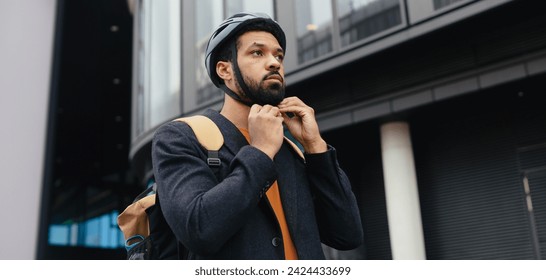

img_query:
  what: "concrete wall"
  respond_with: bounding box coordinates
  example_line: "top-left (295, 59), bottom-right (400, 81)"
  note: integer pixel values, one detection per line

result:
top-left (0, 0), bottom-right (57, 259)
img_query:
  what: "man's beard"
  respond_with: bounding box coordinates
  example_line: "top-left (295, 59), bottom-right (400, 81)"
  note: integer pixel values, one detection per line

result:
top-left (237, 71), bottom-right (286, 106)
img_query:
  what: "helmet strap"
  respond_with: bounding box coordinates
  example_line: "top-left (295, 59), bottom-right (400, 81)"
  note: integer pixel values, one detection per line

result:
top-left (228, 43), bottom-right (254, 107)
top-left (219, 84), bottom-right (253, 107)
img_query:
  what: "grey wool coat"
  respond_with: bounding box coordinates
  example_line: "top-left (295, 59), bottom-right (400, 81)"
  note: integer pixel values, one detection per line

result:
top-left (151, 109), bottom-right (363, 260)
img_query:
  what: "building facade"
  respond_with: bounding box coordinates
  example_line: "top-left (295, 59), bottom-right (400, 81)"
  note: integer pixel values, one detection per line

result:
top-left (2, 0), bottom-right (545, 260)
top-left (129, 0), bottom-right (546, 260)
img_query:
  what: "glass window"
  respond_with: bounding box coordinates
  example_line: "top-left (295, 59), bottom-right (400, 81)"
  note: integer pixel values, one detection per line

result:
top-left (226, 0), bottom-right (274, 17)
top-left (336, 0), bottom-right (403, 47)
top-left (134, 0), bottom-right (181, 138)
top-left (149, 0), bottom-right (181, 128)
top-left (295, 0), bottom-right (334, 64)
top-left (194, 0), bottom-right (224, 108)
top-left (135, 0), bottom-right (146, 137)
top-left (49, 211), bottom-right (124, 249)
top-left (433, 0), bottom-right (464, 10)
top-left (407, 0), bottom-right (473, 24)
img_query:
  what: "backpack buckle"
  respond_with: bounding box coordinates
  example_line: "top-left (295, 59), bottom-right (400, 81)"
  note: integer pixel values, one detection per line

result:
top-left (207, 158), bottom-right (221, 166)
top-left (207, 151), bottom-right (220, 166)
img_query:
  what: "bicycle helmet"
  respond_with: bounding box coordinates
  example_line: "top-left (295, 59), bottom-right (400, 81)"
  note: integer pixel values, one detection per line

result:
top-left (204, 12), bottom-right (286, 106)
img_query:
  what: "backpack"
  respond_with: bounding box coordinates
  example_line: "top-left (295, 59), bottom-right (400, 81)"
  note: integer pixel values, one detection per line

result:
top-left (117, 114), bottom-right (304, 260)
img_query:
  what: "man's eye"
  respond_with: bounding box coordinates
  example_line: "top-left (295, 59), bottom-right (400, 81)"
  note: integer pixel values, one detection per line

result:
top-left (251, 50), bottom-right (263, 56)
top-left (276, 54), bottom-right (284, 61)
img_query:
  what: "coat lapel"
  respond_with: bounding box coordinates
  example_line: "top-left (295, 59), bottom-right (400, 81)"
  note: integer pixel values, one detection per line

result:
top-left (275, 142), bottom-right (301, 242)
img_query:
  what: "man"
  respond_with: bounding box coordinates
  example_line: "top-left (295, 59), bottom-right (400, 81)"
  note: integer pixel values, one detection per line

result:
top-left (152, 12), bottom-right (363, 260)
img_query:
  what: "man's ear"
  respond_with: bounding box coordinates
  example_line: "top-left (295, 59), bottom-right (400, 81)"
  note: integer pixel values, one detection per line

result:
top-left (216, 61), bottom-right (232, 82)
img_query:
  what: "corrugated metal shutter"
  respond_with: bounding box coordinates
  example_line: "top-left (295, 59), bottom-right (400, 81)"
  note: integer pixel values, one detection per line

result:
top-left (323, 122), bottom-right (392, 260)
top-left (411, 82), bottom-right (545, 259)
top-left (514, 77), bottom-right (546, 259)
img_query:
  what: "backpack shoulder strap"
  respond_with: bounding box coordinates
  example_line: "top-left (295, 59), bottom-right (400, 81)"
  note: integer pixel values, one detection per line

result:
top-left (172, 115), bottom-right (224, 166)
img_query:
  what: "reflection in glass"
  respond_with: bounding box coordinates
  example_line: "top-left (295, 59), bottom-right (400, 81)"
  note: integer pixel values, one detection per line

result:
top-left (227, 0), bottom-right (274, 17)
top-left (295, 0), bottom-right (334, 64)
top-left (433, 0), bottom-right (464, 10)
top-left (49, 211), bottom-right (124, 248)
top-left (195, 0), bottom-right (224, 107)
top-left (135, 0), bottom-right (181, 136)
top-left (337, 0), bottom-right (403, 47)
top-left (136, 0), bottom-right (145, 136)
top-left (149, 0), bottom-right (181, 129)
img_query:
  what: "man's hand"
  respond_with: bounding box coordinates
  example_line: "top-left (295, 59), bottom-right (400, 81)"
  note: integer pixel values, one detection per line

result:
top-left (248, 104), bottom-right (285, 159)
top-left (278, 97), bottom-right (327, 153)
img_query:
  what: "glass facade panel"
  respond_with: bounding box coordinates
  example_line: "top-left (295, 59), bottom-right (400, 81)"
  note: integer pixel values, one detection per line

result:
top-left (226, 0), bottom-right (274, 17)
top-left (149, 0), bottom-right (181, 129)
top-left (433, 0), bottom-right (464, 10)
top-left (134, 0), bottom-right (181, 138)
top-left (407, 0), bottom-right (474, 24)
top-left (194, 0), bottom-right (224, 108)
top-left (48, 211), bottom-right (124, 249)
top-left (336, 0), bottom-right (403, 47)
top-left (135, 0), bottom-right (146, 136)
top-left (295, 0), bottom-right (334, 64)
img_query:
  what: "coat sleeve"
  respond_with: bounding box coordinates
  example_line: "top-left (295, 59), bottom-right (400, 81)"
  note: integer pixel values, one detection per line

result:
top-left (151, 121), bottom-right (278, 255)
top-left (305, 145), bottom-right (364, 250)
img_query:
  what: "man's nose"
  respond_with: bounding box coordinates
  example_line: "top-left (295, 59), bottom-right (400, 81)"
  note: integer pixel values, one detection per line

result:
top-left (267, 55), bottom-right (281, 70)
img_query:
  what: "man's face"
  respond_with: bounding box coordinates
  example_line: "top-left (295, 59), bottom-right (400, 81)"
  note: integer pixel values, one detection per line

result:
top-left (235, 31), bottom-right (286, 106)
